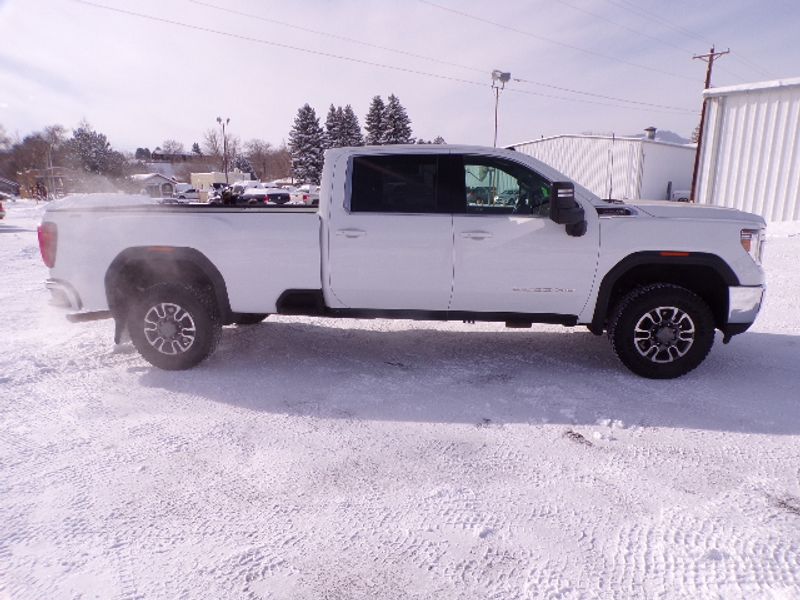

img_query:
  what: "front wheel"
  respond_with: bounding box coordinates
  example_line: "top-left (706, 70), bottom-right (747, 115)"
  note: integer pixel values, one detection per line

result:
top-left (128, 283), bottom-right (222, 370)
top-left (608, 284), bottom-right (715, 379)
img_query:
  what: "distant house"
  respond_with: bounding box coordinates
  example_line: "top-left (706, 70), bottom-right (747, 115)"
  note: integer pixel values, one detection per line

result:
top-left (511, 129), bottom-right (695, 201)
top-left (0, 175), bottom-right (21, 196)
top-left (130, 173), bottom-right (176, 197)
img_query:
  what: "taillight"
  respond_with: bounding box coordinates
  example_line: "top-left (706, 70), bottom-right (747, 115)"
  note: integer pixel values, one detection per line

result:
top-left (38, 222), bottom-right (58, 267)
top-left (303, 194), bottom-right (309, 203)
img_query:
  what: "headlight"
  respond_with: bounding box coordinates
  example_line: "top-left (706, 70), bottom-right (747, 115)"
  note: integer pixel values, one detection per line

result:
top-left (740, 228), bottom-right (765, 265)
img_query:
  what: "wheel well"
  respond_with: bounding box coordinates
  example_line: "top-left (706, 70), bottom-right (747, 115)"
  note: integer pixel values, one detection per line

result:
top-left (105, 248), bottom-right (232, 324)
top-left (600, 264), bottom-right (728, 331)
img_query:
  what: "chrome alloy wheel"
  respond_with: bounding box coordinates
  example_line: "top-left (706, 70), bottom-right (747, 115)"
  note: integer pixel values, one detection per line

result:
top-left (633, 306), bottom-right (695, 364)
top-left (143, 302), bottom-right (197, 355)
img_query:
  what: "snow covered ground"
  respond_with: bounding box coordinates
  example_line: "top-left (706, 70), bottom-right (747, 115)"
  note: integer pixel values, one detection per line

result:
top-left (1, 199), bottom-right (799, 599)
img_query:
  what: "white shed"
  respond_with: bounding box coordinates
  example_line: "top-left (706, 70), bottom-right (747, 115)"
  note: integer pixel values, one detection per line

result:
top-left (695, 77), bottom-right (800, 221)
top-left (511, 134), bottom-right (695, 201)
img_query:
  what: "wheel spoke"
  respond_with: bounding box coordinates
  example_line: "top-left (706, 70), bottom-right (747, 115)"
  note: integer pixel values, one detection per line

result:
top-left (633, 305), bottom-right (696, 364)
top-left (141, 301), bottom-right (197, 356)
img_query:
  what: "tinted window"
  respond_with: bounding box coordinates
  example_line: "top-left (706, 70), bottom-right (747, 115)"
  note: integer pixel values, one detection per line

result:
top-left (463, 156), bottom-right (551, 217)
top-left (350, 155), bottom-right (443, 213)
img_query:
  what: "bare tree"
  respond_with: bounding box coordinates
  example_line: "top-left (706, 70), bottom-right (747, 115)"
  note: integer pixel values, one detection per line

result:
top-left (270, 143), bottom-right (292, 180)
top-left (202, 129), bottom-right (222, 157)
top-left (227, 135), bottom-right (241, 162)
top-left (244, 138), bottom-right (272, 180)
top-left (161, 139), bottom-right (185, 154)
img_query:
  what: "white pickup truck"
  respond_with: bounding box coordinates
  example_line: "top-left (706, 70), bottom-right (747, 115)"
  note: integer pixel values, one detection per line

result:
top-left (39, 144), bottom-right (766, 378)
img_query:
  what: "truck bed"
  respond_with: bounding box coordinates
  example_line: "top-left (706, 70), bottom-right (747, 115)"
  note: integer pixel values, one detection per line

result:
top-left (46, 195), bottom-right (322, 314)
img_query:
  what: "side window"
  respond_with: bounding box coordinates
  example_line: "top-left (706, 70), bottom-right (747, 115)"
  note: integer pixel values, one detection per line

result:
top-left (350, 155), bottom-right (443, 213)
top-left (463, 157), bottom-right (551, 217)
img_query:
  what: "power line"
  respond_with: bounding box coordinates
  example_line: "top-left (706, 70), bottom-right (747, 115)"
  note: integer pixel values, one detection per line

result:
top-left (512, 77), bottom-right (695, 112)
top-left (602, 0), bottom-right (775, 81)
top-left (504, 86), bottom-right (695, 114)
top-left (729, 51), bottom-right (776, 80)
top-left (552, 0), bottom-right (694, 54)
top-left (188, 0), bottom-right (485, 76)
top-left (69, 0), bottom-right (698, 115)
top-left (192, 0), bottom-right (697, 113)
top-left (606, 0), bottom-right (709, 44)
top-left (417, 0), bottom-right (697, 82)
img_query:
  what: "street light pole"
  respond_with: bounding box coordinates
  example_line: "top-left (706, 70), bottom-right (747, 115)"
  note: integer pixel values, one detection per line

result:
top-left (491, 70), bottom-right (511, 148)
top-left (216, 116), bottom-right (230, 184)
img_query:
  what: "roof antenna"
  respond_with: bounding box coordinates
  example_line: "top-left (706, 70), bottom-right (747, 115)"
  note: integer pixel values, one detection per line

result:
top-left (606, 133), bottom-right (615, 201)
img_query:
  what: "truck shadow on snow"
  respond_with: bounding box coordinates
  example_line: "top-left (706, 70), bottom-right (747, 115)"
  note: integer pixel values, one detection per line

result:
top-left (137, 320), bottom-right (800, 435)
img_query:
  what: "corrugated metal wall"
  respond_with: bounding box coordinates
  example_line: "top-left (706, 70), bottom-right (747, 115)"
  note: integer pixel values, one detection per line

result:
top-left (697, 83), bottom-right (800, 221)
top-left (515, 136), bottom-right (643, 200)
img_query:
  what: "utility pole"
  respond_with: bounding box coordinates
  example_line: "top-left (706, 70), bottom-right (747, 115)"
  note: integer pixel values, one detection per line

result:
top-left (216, 116), bottom-right (230, 184)
top-left (492, 70), bottom-right (511, 148)
top-left (689, 46), bottom-right (729, 202)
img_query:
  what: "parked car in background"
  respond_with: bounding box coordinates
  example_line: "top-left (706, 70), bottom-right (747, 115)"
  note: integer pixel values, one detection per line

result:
top-left (240, 187), bottom-right (291, 205)
top-left (231, 181), bottom-right (261, 197)
top-left (293, 184), bottom-right (320, 205)
top-left (671, 190), bottom-right (691, 203)
top-left (176, 187), bottom-right (200, 201)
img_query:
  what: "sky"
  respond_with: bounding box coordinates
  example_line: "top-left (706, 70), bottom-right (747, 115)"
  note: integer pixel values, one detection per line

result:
top-left (1, 0), bottom-right (798, 152)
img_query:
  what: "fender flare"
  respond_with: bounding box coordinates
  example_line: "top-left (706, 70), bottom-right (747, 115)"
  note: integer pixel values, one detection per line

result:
top-left (590, 251), bottom-right (739, 332)
top-left (104, 246), bottom-right (232, 323)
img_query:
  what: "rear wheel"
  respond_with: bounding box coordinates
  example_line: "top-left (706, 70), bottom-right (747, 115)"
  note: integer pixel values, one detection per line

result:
top-left (128, 283), bottom-right (221, 370)
top-left (608, 284), bottom-right (715, 379)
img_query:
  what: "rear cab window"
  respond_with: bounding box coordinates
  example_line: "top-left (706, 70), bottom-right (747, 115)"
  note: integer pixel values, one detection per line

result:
top-left (349, 155), bottom-right (457, 214)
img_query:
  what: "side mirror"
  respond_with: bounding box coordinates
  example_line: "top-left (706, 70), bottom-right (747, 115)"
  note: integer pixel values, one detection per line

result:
top-left (550, 181), bottom-right (587, 237)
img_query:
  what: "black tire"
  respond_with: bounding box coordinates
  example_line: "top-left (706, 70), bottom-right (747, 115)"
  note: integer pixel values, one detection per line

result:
top-left (234, 313), bottom-right (268, 326)
top-left (127, 283), bottom-right (222, 370)
top-left (608, 283), bottom-right (715, 379)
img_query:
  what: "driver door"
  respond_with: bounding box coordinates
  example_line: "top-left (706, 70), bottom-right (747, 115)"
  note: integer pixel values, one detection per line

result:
top-left (450, 155), bottom-right (599, 316)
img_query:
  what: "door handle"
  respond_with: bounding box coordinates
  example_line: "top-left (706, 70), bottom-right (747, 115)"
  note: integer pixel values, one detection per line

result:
top-left (336, 228), bottom-right (366, 238)
top-left (461, 231), bottom-right (492, 240)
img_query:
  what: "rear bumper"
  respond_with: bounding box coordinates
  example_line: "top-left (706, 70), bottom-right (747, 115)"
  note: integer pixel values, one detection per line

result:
top-left (46, 278), bottom-right (83, 310)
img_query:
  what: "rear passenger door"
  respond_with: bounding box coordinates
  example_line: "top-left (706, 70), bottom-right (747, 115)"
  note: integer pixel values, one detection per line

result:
top-left (327, 154), bottom-right (457, 310)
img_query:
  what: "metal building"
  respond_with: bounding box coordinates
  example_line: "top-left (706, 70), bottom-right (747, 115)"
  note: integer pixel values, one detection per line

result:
top-left (511, 133), bottom-right (695, 201)
top-left (695, 77), bottom-right (800, 221)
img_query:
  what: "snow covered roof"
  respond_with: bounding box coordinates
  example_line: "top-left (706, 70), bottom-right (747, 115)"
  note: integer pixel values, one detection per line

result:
top-left (703, 76), bottom-right (800, 98)
top-left (130, 173), bottom-right (175, 182)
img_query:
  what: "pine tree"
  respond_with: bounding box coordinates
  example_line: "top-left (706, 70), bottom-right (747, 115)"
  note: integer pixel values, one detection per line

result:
top-left (335, 107), bottom-right (345, 143)
top-left (341, 105), bottom-right (364, 146)
top-left (232, 155), bottom-right (255, 177)
top-left (288, 104), bottom-right (324, 184)
top-left (380, 94), bottom-right (413, 144)
top-left (364, 95), bottom-right (385, 145)
top-left (191, 142), bottom-right (202, 155)
top-left (324, 104), bottom-right (342, 149)
top-left (64, 124), bottom-right (125, 176)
